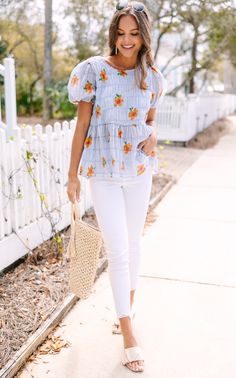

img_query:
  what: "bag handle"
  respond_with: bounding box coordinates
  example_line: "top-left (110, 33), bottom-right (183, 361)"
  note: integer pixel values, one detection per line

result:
top-left (66, 201), bottom-right (82, 258)
top-left (71, 201), bottom-right (82, 224)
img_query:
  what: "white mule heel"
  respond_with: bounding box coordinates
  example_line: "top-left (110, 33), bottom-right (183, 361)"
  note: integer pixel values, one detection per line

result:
top-left (122, 345), bottom-right (144, 372)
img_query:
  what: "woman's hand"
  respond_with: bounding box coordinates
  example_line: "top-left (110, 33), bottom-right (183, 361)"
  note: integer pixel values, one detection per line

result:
top-left (137, 128), bottom-right (158, 156)
top-left (67, 175), bottom-right (81, 203)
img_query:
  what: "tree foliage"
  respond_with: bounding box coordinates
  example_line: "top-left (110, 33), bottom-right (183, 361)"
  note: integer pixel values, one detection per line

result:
top-left (65, 0), bottom-right (116, 61)
top-left (0, 0), bottom-right (75, 117)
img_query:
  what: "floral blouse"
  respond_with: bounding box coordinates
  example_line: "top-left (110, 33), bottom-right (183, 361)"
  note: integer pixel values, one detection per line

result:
top-left (67, 55), bottom-right (166, 180)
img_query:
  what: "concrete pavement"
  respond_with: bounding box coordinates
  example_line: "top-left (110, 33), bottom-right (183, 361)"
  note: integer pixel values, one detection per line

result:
top-left (20, 116), bottom-right (236, 378)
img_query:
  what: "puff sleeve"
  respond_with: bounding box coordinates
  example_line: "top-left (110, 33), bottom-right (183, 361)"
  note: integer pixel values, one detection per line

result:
top-left (67, 58), bottom-right (96, 105)
top-left (150, 66), bottom-right (167, 109)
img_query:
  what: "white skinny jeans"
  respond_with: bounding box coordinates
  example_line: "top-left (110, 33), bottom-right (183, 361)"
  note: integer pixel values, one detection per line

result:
top-left (89, 166), bottom-right (152, 319)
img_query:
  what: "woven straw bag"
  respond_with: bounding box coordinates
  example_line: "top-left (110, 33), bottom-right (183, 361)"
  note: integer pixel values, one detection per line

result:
top-left (66, 202), bottom-right (103, 299)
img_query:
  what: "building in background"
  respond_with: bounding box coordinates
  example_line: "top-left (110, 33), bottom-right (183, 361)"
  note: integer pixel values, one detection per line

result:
top-left (154, 31), bottom-right (233, 96)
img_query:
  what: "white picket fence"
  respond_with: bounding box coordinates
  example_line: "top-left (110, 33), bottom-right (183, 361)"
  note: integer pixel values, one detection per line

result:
top-left (156, 93), bottom-right (236, 142)
top-left (0, 120), bottom-right (93, 271)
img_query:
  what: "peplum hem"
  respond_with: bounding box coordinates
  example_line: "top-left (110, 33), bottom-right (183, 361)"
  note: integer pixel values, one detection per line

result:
top-left (78, 122), bottom-right (158, 179)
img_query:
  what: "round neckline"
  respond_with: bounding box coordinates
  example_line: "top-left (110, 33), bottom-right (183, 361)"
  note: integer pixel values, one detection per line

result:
top-left (101, 56), bottom-right (136, 71)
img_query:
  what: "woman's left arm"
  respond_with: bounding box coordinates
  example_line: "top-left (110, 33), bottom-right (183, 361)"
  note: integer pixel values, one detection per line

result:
top-left (137, 68), bottom-right (167, 156)
top-left (137, 107), bottom-right (157, 156)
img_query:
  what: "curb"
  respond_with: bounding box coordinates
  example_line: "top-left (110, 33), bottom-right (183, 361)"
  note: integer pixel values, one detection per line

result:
top-left (1, 177), bottom-right (174, 378)
top-left (149, 176), bottom-right (176, 211)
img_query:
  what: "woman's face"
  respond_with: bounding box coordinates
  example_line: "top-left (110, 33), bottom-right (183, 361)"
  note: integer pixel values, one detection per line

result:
top-left (116, 15), bottom-right (143, 58)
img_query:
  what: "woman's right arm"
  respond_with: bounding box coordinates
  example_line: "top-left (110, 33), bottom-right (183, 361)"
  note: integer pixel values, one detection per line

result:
top-left (67, 100), bottom-right (93, 203)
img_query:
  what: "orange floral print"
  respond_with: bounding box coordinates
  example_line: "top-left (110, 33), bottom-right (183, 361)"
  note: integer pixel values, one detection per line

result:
top-left (118, 127), bottom-right (123, 138)
top-left (117, 69), bottom-right (127, 77)
top-left (151, 66), bottom-right (158, 73)
top-left (112, 158), bottom-right (115, 166)
top-left (128, 107), bottom-right (138, 120)
top-left (151, 92), bottom-right (155, 101)
top-left (99, 69), bottom-right (108, 82)
top-left (123, 141), bottom-right (132, 154)
top-left (96, 105), bottom-right (101, 118)
top-left (132, 123), bottom-right (137, 127)
top-left (114, 94), bottom-right (124, 107)
top-left (79, 166), bottom-right (83, 174)
top-left (137, 164), bottom-right (146, 175)
top-left (87, 165), bottom-right (95, 177)
top-left (71, 75), bottom-right (79, 87)
top-left (83, 80), bottom-right (94, 93)
top-left (121, 161), bottom-right (125, 171)
top-left (84, 135), bottom-right (93, 148)
top-left (143, 81), bottom-right (148, 90)
top-left (151, 150), bottom-right (157, 157)
top-left (102, 157), bottom-right (107, 167)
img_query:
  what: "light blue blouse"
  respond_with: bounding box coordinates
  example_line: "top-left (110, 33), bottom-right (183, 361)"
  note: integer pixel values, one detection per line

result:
top-left (67, 55), bottom-right (166, 180)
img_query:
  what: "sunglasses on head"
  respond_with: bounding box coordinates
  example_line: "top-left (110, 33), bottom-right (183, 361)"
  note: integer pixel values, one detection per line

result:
top-left (116, 1), bottom-right (145, 12)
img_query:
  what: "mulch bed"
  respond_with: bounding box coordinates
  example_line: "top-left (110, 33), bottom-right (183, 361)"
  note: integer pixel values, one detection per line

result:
top-left (186, 117), bottom-right (232, 149)
top-left (0, 171), bottom-right (171, 369)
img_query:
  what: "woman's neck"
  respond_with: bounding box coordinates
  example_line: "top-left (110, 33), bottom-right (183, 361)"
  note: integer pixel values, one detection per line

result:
top-left (106, 54), bottom-right (137, 70)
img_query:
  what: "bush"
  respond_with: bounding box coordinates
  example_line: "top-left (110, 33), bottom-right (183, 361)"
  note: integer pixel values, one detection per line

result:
top-left (47, 80), bottom-right (76, 119)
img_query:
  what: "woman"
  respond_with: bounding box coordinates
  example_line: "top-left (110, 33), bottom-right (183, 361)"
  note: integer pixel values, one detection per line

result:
top-left (67, 1), bottom-right (166, 373)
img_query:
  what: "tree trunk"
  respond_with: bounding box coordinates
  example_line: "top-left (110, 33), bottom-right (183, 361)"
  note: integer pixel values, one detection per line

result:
top-left (43, 0), bottom-right (53, 122)
top-left (189, 26), bottom-right (198, 93)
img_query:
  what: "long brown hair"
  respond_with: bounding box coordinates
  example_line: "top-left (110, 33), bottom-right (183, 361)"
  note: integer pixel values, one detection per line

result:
top-left (106, 1), bottom-right (155, 90)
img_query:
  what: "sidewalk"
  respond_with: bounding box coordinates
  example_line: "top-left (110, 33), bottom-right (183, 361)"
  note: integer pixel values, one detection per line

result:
top-left (20, 116), bottom-right (236, 378)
